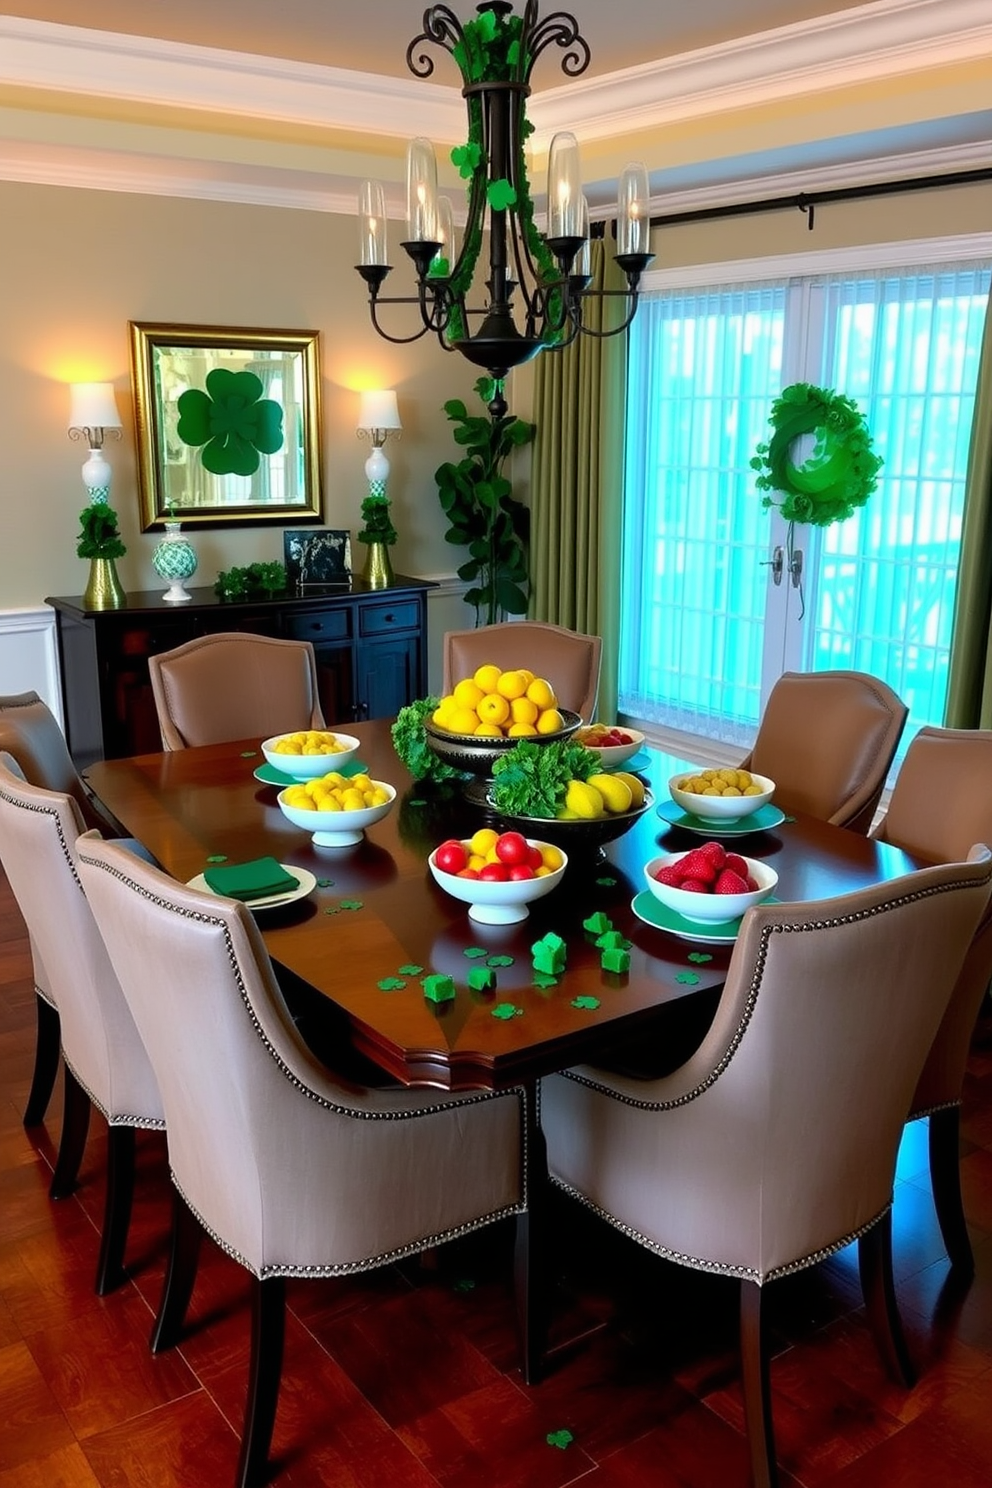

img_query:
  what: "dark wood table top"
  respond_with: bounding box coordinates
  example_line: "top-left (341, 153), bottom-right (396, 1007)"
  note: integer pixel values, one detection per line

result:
top-left (86, 722), bottom-right (918, 1090)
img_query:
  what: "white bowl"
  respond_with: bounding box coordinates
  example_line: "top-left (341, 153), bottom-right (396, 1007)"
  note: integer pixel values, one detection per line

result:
top-left (575, 725), bottom-right (646, 769)
top-left (428, 841), bottom-right (568, 925)
top-left (644, 851), bottom-right (778, 923)
top-left (669, 770), bottom-right (775, 821)
top-left (277, 781), bottom-right (395, 847)
top-left (262, 731), bottom-right (361, 781)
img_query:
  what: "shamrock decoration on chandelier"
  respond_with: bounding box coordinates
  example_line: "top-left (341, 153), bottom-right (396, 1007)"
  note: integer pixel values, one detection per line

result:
top-left (176, 367), bottom-right (284, 477)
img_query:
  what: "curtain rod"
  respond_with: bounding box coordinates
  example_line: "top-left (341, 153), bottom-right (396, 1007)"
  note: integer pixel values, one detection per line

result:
top-left (646, 165), bottom-right (992, 232)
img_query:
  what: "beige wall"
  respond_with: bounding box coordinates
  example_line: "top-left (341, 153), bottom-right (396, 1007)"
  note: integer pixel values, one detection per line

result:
top-left (0, 180), bottom-right (484, 608)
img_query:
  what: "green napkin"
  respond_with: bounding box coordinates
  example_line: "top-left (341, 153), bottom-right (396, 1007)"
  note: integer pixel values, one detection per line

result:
top-left (203, 856), bottom-right (298, 902)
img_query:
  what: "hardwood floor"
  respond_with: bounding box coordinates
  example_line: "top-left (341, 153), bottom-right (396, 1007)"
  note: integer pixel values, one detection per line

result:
top-left (2, 864), bottom-right (992, 1487)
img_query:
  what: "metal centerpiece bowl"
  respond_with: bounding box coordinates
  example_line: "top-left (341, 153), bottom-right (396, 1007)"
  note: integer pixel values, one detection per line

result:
top-left (487, 789), bottom-right (655, 854)
top-left (424, 708), bottom-right (583, 804)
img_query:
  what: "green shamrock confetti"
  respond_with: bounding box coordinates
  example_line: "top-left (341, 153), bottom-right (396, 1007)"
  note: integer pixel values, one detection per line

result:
top-left (398, 964), bottom-right (423, 976)
top-left (464, 947), bottom-right (489, 959)
top-left (687, 951), bottom-right (712, 963)
top-left (453, 1277), bottom-right (476, 1293)
top-left (583, 912), bottom-right (612, 935)
top-left (487, 178), bottom-right (517, 210)
top-left (323, 906), bottom-right (340, 916)
top-left (206, 854), bottom-right (227, 864)
top-left (532, 972), bottom-right (559, 989)
top-left (675, 971), bottom-right (701, 985)
top-left (571, 995), bottom-right (600, 1011)
top-left (487, 955), bottom-right (514, 968)
top-left (491, 1003), bottom-right (523, 1020)
top-left (408, 797), bottom-right (427, 807)
top-left (340, 899), bottom-right (364, 911)
top-left (240, 750), bottom-right (258, 758)
top-left (377, 977), bottom-right (407, 992)
top-left (546, 1429), bottom-right (574, 1450)
top-left (596, 876), bottom-right (618, 887)
top-left (451, 141), bottom-right (483, 178)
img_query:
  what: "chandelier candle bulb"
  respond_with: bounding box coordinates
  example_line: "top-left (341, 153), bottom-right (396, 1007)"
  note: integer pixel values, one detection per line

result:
top-left (548, 132), bottom-right (583, 241)
top-left (617, 163), bottom-right (651, 258)
top-left (406, 137), bottom-right (439, 244)
top-left (359, 179), bottom-right (388, 267)
top-left (431, 195), bottom-right (455, 275)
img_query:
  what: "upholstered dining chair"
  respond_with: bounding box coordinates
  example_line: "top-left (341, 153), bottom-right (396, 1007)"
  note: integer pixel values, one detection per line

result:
top-left (542, 851), bottom-right (992, 1488)
top-left (739, 669), bottom-right (908, 834)
top-left (442, 621), bottom-right (603, 722)
top-left (0, 690), bottom-right (123, 1127)
top-left (0, 756), bottom-right (164, 1294)
top-left (148, 631), bottom-right (325, 749)
top-left (872, 725), bottom-right (992, 1276)
top-left (75, 833), bottom-right (524, 1488)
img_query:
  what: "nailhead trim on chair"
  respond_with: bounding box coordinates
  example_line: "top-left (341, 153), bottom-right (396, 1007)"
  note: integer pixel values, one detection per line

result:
top-left (34, 977), bottom-right (57, 1009)
top-left (0, 785), bottom-right (83, 890)
top-left (61, 1051), bottom-right (166, 1131)
top-left (563, 874), bottom-right (986, 1113)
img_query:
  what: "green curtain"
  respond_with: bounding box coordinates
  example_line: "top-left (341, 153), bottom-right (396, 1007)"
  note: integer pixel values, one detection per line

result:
top-left (946, 289), bottom-right (992, 727)
top-left (530, 241), bottom-right (629, 719)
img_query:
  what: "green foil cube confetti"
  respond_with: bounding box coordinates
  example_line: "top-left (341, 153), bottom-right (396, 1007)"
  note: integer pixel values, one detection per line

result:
top-left (468, 966), bottom-right (497, 992)
top-left (675, 971), bottom-right (701, 985)
top-left (464, 947), bottom-right (489, 960)
top-left (601, 948), bottom-right (631, 974)
top-left (531, 932), bottom-right (567, 976)
top-left (571, 995), bottom-right (600, 1010)
top-left (546, 1429), bottom-right (574, 1450)
top-left (583, 911), bottom-right (612, 935)
top-left (595, 930), bottom-right (631, 950)
top-left (491, 1002), bottom-right (523, 1020)
top-left (377, 977), bottom-right (407, 991)
top-left (422, 974), bottom-right (456, 1004)
top-left (398, 964), bottom-right (423, 976)
top-left (687, 951), bottom-right (712, 964)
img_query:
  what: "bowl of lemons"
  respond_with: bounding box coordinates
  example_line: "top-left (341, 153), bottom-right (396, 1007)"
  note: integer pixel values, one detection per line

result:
top-left (668, 767), bottom-right (775, 822)
top-left (424, 665), bottom-right (582, 780)
top-left (277, 771), bottom-right (396, 847)
top-left (490, 769), bottom-right (654, 853)
top-left (262, 729), bottom-right (361, 781)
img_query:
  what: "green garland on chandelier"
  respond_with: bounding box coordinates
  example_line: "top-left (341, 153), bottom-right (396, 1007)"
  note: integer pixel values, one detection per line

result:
top-left (750, 382), bottom-right (883, 527)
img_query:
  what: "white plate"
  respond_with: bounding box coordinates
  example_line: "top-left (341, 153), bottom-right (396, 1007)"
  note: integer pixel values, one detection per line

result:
top-left (187, 864), bottom-right (316, 913)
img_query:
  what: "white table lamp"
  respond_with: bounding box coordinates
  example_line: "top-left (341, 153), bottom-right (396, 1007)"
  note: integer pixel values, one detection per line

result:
top-left (68, 382), bottom-right (123, 504)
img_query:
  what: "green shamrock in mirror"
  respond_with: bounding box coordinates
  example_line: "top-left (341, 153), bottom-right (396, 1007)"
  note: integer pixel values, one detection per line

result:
top-left (176, 367), bottom-right (284, 477)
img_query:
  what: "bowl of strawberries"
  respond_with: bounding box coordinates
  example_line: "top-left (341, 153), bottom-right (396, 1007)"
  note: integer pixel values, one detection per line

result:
top-left (644, 841), bottom-right (778, 923)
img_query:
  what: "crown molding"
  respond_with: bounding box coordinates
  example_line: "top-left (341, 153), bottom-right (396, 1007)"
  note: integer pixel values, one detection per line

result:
top-left (1, 0), bottom-right (989, 148)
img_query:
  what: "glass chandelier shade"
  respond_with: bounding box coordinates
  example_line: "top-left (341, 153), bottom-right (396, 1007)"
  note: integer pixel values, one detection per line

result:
top-left (355, 1), bottom-right (654, 411)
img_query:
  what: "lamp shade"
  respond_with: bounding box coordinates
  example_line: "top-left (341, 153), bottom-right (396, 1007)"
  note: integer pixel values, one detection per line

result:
top-left (357, 390), bottom-right (402, 433)
top-left (68, 382), bottom-right (122, 434)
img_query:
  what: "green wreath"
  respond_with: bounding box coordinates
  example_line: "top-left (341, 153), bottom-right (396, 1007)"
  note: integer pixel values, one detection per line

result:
top-left (751, 382), bottom-right (882, 527)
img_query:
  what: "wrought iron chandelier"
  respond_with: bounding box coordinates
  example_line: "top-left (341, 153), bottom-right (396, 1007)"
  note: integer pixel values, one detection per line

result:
top-left (356, 1), bottom-right (653, 412)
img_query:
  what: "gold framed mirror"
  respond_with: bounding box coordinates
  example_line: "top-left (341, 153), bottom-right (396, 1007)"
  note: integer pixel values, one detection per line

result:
top-left (129, 322), bottom-right (324, 530)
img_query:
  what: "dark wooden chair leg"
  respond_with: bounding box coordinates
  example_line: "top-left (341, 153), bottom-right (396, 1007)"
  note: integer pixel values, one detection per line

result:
top-left (49, 1066), bottom-right (90, 1200)
top-left (95, 1125), bottom-right (136, 1295)
top-left (151, 1189), bottom-right (203, 1353)
top-left (858, 1213), bottom-right (915, 1388)
top-left (513, 1078), bottom-right (547, 1385)
top-left (928, 1105), bottom-right (974, 1278)
top-left (740, 1279), bottom-right (779, 1488)
top-left (23, 993), bottom-right (60, 1127)
top-left (237, 1275), bottom-right (286, 1488)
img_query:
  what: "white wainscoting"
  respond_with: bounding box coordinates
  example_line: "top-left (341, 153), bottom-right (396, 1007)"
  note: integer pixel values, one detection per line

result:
top-left (0, 607), bottom-right (63, 725)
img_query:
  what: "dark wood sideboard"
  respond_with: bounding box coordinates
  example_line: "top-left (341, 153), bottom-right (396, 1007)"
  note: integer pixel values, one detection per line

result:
top-left (46, 577), bottom-right (434, 768)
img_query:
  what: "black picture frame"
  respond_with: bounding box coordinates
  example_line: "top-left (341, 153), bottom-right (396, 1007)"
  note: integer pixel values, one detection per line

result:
top-left (284, 528), bottom-right (352, 589)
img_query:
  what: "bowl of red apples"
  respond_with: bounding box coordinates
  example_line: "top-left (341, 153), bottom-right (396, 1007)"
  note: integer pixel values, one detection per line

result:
top-left (428, 828), bottom-right (568, 925)
top-left (574, 722), bottom-right (646, 769)
top-left (644, 841), bottom-right (778, 923)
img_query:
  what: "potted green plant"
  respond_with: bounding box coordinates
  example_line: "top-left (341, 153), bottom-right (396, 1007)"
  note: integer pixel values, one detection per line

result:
top-left (77, 502), bottom-right (126, 609)
top-left (435, 377), bottom-right (535, 626)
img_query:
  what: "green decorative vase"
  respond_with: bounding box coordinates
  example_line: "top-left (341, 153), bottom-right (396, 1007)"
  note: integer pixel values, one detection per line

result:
top-left (362, 541), bottom-right (394, 589)
top-left (83, 556), bottom-right (126, 610)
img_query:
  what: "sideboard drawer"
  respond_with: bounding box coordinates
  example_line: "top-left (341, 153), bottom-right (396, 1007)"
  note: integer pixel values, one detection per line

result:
top-left (285, 608), bottom-right (352, 643)
top-left (359, 600), bottom-right (420, 637)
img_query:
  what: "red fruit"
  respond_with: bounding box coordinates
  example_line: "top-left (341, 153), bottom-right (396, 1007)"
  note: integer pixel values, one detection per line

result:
top-left (725, 852), bottom-right (749, 878)
top-left (479, 861), bottom-right (510, 882)
top-left (680, 878), bottom-right (710, 895)
top-left (700, 840), bottom-right (727, 869)
top-left (653, 863), bottom-right (685, 886)
top-left (507, 864), bottom-right (535, 881)
top-left (456, 868), bottom-right (480, 879)
top-left (714, 869), bottom-right (749, 895)
top-left (614, 730), bottom-right (633, 744)
top-left (526, 845), bottom-right (544, 870)
top-left (746, 875), bottom-right (759, 891)
top-left (677, 849), bottom-right (718, 884)
top-left (435, 840), bottom-right (468, 874)
top-left (495, 831), bottom-right (530, 867)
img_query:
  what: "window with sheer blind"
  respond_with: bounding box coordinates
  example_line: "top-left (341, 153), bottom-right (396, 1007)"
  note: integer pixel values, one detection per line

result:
top-left (618, 248), bottom-right (991, 755)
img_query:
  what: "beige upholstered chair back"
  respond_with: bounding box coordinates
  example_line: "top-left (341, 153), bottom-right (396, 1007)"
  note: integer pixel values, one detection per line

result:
top-left (0, 757), bottom-right (162, 1128)
top-left (741, 669), bottom-right (908, 833)
top-left (76, 835), bottom-right (523, 1278)
top-left (442, 622), bottom-right (602, 722)
top-left (545, 851), bottom-right (992, 1283)
top-left (873, 726), bottom-right (992, 1116)
top-left (0, 691), bottom-right (107, 832)
top-left (148, 632), bottom-right (325, 749)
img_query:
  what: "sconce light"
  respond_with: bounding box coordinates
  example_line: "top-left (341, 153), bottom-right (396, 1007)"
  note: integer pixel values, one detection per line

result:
top-left (68, 382), bottom-right (122, 503)
top-left (356, 389), bottom-right (402, 496)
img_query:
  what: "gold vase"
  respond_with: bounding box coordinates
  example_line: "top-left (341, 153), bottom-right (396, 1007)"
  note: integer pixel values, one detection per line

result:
top-left (83, 556), bottom-right (126, 610)
top-left (362, 541), bottom-right (394, 589)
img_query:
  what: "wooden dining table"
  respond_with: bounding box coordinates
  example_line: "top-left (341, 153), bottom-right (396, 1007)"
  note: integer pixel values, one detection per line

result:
top-left (85, 719), bottom-right (920, 1379)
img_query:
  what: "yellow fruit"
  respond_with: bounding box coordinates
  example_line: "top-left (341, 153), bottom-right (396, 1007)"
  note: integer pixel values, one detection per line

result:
top-left (470, 827), bottom-right (499, 857)
top-left (473, 663), bottom-right (502, 694)
top-left (565, 779), bottom-right (605, 819)
top-left (316, 795), bottom-right (342, 812)
top-left (507, 721), bottom-right (538, 738)
top-left (534, 865), bottom-right (552, 877)
top-left (284, 788), bottom-right (314, 810)
top-left (432, 696), bottom-right (456, 728)
top-left (348, 773), bottom-right (372, 792)
top-left (614, 771), bottom-right (646, 808)
top-left (525, 677), bottom-right (557, 712)
top-left (536, 708), bottom-right (564, 735)
top-left (453, 678), bottom-right (485, 710)
top-left (587, 772), bottom-right (632, 814)
top-left (369, 787), bottom-right (390, 806)
top-left (510, 696), bottom-right (539, 725)
top-left (447, 705), bottom-right (480, 735)
top-left (555, 807), bottom-right (581, 820)
top-left (539, 843), bottom-right (565, 872)
top-left (473, 722), bottom-right (503, 737)
top-left (341, 789), bottom-right (366, 811)
top-left (467, 854), bottom-right (487, 873)
top-left (496, 669), bottom-right (528, 700)
top-left (477, 692), bottom-right (510, 726)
